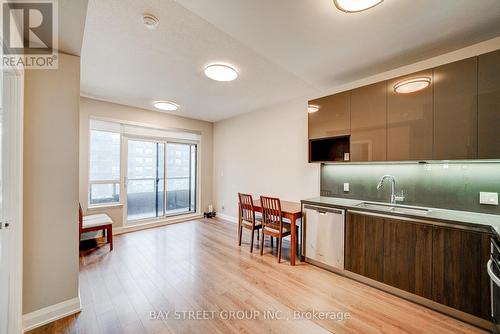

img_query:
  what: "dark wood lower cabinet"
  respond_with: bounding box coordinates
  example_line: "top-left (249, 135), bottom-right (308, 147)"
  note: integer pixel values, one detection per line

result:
top-left (432, 226), bottom-right (491, 320)
top-left (345, 211), bottom-right (491, 320)
top-left (345, 212), bottom-right (384, 282)
top-left (383, 218), bottom-right (433, 299)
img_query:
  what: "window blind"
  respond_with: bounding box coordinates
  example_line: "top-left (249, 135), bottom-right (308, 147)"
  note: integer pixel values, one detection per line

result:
top-left (90, 119), bottom-right (201, 142)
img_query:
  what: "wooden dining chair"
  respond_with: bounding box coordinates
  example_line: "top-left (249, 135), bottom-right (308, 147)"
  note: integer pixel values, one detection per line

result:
top-left (260, 196), bottom-right (292, 263)
top-left (238, 193), bottom-right (262, 253)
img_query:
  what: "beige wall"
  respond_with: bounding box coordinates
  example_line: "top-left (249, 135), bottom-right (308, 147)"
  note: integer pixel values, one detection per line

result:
top-left (213, 98), bottom-right (320, 219)
top-left (79, 97), bottom-right (214, 228)
top-left (23, 53), bottom-right (81, 314)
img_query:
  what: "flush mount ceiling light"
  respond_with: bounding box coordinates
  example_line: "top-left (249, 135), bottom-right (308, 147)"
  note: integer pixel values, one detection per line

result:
top-left (153, 101), bottom-right (178, 111)
top-left (333, 0), bottom-right (383, 12)
top-left (308, 105), bottom-right (320, 113)
top-left (142, 14), bottom-right (159, 29)
top-left (394, 77), bottom-right (431, 94)
top-left (204, 64), bottom-right (238, 82)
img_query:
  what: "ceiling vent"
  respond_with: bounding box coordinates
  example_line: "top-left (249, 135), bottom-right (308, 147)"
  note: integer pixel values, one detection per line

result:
top-left (142, 14), bottom-right (159, 29)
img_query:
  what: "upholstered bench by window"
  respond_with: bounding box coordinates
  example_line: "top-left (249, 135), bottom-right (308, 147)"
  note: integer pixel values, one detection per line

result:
top-left (79, 204), bottom-right (113, 251)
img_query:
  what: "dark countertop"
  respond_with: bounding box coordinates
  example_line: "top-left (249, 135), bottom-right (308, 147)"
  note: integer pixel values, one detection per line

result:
top-left (301, 196), bottom-right (500, 237)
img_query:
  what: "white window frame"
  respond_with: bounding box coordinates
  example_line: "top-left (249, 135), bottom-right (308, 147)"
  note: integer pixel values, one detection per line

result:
top-left (87, 117), bottom-right (202, 224)
top-left (88, 129), bottom-right (122, 208)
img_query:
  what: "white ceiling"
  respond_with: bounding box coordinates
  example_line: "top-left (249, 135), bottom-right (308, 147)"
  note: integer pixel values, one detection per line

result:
top-left (58, 0), bottom-right (88, 56)
top-left (81, 0), bottom-right (500, 122)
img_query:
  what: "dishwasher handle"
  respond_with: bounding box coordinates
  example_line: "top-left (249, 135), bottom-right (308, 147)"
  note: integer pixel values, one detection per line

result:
top-left (304, 205), bottom-right (344, 215)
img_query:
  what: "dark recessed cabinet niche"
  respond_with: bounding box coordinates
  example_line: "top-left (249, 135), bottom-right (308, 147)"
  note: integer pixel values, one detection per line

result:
top-left (309, 136), bottom-right (350, 162)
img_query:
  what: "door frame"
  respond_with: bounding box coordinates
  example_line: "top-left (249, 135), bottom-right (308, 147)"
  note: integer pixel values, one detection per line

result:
top-left (2, 65), bottom-right (24, 334)
top-left (121, 134), bottom-right (200, 225)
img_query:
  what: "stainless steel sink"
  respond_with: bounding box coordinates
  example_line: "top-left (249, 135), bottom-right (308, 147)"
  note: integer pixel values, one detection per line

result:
top-left (355, 202), bottom-right (430, 215)
top-left (355, 202), bottom-right (394, 211)
top-left (391, 206), bottom-right (430, 215)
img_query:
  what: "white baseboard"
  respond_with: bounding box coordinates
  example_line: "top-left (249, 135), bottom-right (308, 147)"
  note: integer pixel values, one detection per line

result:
top-left (113, 213), bottom-right (203, 235)
top-left (217, 213), bottom-right (237, 223)
top-left (23, 297), bottom-right (81, 332)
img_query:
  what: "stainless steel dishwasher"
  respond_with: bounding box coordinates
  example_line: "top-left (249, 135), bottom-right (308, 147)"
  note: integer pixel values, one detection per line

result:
top-left (303, 204), bottom-right (345, 271)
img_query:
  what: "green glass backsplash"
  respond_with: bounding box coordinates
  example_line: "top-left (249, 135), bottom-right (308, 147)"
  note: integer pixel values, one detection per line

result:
top-left (321, 162), bottom-right (500, 215)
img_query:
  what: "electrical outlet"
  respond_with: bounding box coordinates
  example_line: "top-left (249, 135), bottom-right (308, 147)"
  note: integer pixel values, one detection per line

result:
top-left (343, 183), bottom-right (349, 192)
top-left (480, 192), bottom-right (498, 205)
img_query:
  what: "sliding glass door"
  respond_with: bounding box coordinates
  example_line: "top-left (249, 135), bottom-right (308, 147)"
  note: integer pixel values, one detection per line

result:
top-left (126, 139), bottom-right (165, 221)
top-left (126, 138), bottom-right (196, 223)
top-left (166, 143), bottom-right (197, 214)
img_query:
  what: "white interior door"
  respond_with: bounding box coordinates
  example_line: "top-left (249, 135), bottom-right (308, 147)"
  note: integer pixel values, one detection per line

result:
top-left (0, 63), bottom-right (23, 334)
top-left (0, 66), bottom-right (8, 334)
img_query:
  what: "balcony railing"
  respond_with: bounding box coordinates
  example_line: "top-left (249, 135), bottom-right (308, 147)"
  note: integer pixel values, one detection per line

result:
top-left (127, 176), bottom-right (195, 221)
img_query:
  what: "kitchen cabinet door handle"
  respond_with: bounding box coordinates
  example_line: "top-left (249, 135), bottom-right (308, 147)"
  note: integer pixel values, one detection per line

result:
top-left (487, 259), bottom-right (500, 287)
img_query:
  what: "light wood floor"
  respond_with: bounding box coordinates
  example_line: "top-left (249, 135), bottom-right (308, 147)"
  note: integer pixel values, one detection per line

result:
top-left (28, 218), bottom-right (487, 334)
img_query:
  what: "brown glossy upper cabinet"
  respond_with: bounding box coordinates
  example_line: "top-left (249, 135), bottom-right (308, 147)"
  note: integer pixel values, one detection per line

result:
top-left (433, 58), bottom-right (478, 160)
top-left (308, 49), bottom-right (500, 162)
top-left (478, 49), bottom-right (500, 159)
top-left (350, 82), bottom-right (387, 161)
top-left (308, 92), bottom-right (350, 139)
top-left (387, 70), bottom-right (433, 161)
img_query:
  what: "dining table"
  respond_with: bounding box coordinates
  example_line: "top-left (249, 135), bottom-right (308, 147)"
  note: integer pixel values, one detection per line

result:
top-left (251, 199), bottom-right (302, 266)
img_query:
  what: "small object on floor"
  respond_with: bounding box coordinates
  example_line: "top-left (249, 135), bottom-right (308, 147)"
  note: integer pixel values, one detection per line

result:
top-left (204, 211), bottom-right (216, 218)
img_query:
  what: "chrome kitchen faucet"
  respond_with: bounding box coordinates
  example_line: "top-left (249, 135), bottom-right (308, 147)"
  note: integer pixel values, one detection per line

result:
top-left (377, 175), bottom-right (405, 205)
